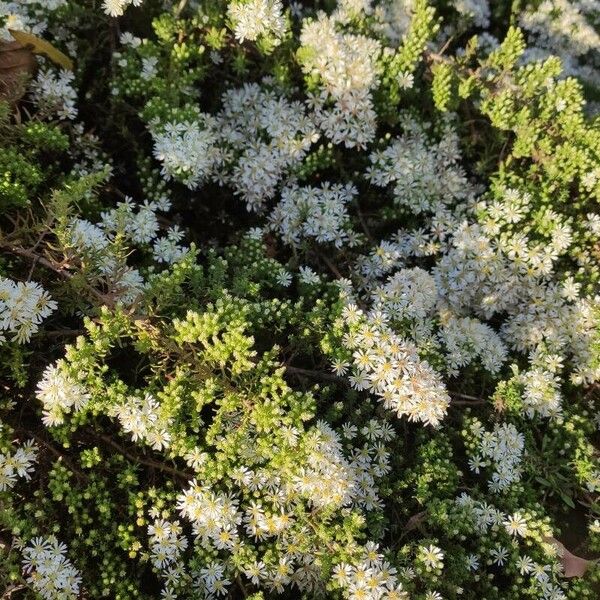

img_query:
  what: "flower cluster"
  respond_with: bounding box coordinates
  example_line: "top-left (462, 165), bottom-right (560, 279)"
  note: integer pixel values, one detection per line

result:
top-left (293, 420), bottom-right (390, 511)
top-left (0, 437), bottom-right (37, 491)
top-left (151, 118), bottom-right (219, 190)
top-left (269, 182), bottom-right (357, 248)
top-left (371, 267), bottom-right (437, 321)
top-left (466, 420), bottom-right (525, 493)
top-left (333, 542), bottom-right (409, 600)
top-left (102, 0), bottom-right (142, 18)
top-left (1, 1), bottom-right (600, 599)
top-left (341, 304), bottom-right (451, 427)
top-left (32, 69), bottom-right (77, 120)
top-left (520, 0), bottom-right (600, 87)
top-left (62, 196), bottom-right (188, 306)
top-left (438, 314), bottom-right (507, 376)
top-left (212, 83), bottom-right (318, 210)
top-left (35, 362), bottom-right (90, 426)
top-left (300, 11), bottom-right (381, 148)
top-left (0, 277), bottom-right (57, 344)
top-left (228, 0), bottom-right (286, 45)
top-left (366, 118), bottom-right (473, 214)
top-left (148, 520), bottom-right (185, 563)
top-left (21, 536), bottom-right (82, 600)
top-left (113, 393), bottom-right (172, 451)
top-left (456, 492), bottom-right (569, 599)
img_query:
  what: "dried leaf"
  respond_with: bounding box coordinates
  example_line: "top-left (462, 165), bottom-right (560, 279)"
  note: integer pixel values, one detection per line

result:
top-left (403, 511), bottom-right (427, 534)
top-left (544, 536), bottom-right (594, 578)
top-left (9, 30), bottom-right (73, 71)
top-left (0, 40), bottom-right (36, 104)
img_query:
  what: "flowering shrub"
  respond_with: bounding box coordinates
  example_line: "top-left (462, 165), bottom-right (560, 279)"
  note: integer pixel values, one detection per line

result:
top-left (0, 1), bottom-right (599, 599)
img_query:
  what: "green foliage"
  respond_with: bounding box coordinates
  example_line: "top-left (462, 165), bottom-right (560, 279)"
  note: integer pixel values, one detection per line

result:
top-left (1, 2), bottom-right (600, 600)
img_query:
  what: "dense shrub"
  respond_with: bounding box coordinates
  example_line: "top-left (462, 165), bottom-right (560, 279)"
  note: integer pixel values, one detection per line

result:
top-left (0, 1), bottom-right (599, 599)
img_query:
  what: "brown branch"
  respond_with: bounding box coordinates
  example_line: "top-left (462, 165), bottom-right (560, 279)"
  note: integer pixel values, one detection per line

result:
top-left (449, 391), bottom-right (486, 405)
top-left (42, 328), bottom-right (87, 338)
top-left (285, 365), bottom-right (346, 384)
top-left (315, 249), bottom-right (343, 279)
top-left (2, 584), bottom-right (26, 598)
top-left (175, 0), bottom-right (189, 17)
top-left (236, 575), bottom-right (249, 599)
top-left (5, 244), bottom-right (73, 277)
top-left (15, 429), bottom-right (88, 482)
top-left (3, 243), bottom-right (115, 308)
top-left (91, 431), bottom-right (192, 482)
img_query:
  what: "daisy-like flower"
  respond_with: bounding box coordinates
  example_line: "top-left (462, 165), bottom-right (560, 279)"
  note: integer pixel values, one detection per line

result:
top-left (36, 363), bottom-right (90, 426)
top-left (419, 544), bottom-right (444, 570)
top-left (466, 554), bottom-right (479, 571)
top-left (276, 269), bottom-right (292, 287)
top-left (503, 513), bottom-right (528, 537)
top-left (228, 0), bottom-right (286, 44)
top-left (331, 358), bottom-right (350, 376)
top-left (516, 555), bottom-right (534, 575)
top-left (490, 545), bottom-right (509, 566)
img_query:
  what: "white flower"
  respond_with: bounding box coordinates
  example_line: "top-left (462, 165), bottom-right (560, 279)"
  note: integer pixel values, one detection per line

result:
top-left (269, 182), bottom-right (355, 248)
top-left (213, 83), bottom-right (318, 211)
top-left (418, 545), bottom-right (444, 569)
top-left (36, 363), bottom-right (90, 426)
top-left (397, 71), bottom-right (414, 89)
top-left (229, 0), bottom-right (286, 44)
top-left (0, 278), bottom-right (57, 344)
top-left (22, 536), bottom-right (81, 599)
top-left (438, 314), bottom-right (507, 375)
top-left (298, 266), bottom-right (321, 285)
top-left (152, 119), bottom-right (219, 189)
top-left (141, 56), bottom-right (158, 80)
top-left (276, 269), bottom-right (292, 287)
top-left (177, 480), bottom-right (242, 547)
top-left (331, 359), bottom-right (350, 376)
top-left (32, 69), bottom-right (77, 120)
top-left (367, 120), bottom-right (472, 213)
top-left (342, 310), bottom-right (450, 427)
top-left (516, 555), bottom-right (534, 574)
top-left (103, 0), bottom-right (142, 17)
top-left (466, 554), bottom-right (479, 571)
top-left (0, 439), bottom-right (37, 491)
top-left (300, 13), bottom-right (381, 148)
top-left (147, 518), bottom-right (187, 570)
top-left (373, 267), bottom-right (437, 320)
top-left (520, 368), bottom-right (562, 418)
top-left (490, 545), bottom-right (509, 566)
top-left (469, 422), bottom-right (525, 492)
top-left (113, 393), bottom-right (172, 450)
top-left (504, 513), bottom-right (529, 537)
top-left (454, 0), bottom-right (490, 27)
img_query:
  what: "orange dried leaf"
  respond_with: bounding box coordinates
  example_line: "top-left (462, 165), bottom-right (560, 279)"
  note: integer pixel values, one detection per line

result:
top-left (9, 29), bottom-right (73, 71)
top-left (544, 536), bottom-right (594, 578)
top-left (0, 40), bottom-right (36, 104)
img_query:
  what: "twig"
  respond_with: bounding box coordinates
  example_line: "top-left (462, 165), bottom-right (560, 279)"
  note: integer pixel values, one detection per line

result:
top-left (285, 365), bottom-right (346, 384)
top-left (175, 0), bottom-right (189, 17)
top-left (449, 391), bottom-right (486, 405)
top-left (236, 575), bottom-right (249, 599)
top-left (3, 244), bottom-right (115, 308)
top-left (437, 35), bottom-right (455, 57)
top-left (42, 329), bottom-right (87, 338)
top-left (16, 429), bottom-right (88, 483)
top-left (2, 584), bottom-right (26, 598)
top-left (316, 249), bottom-right (343, 279)
top-left (92, 431), bottom-right (192, 482)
